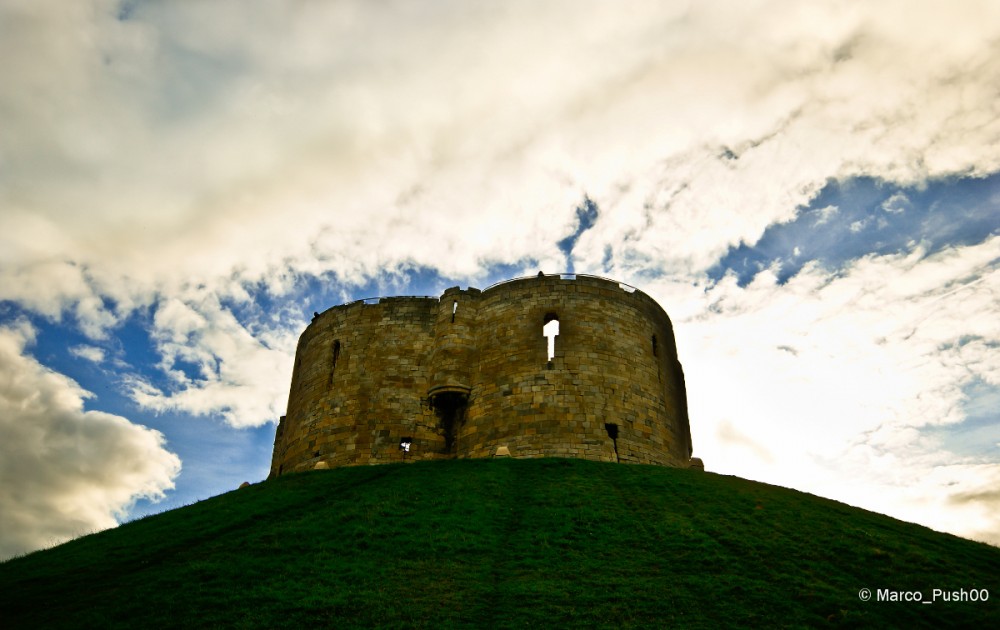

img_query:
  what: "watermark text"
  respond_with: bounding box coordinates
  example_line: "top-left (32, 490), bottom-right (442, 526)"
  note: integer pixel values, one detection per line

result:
top-left (858, 588), bottom-right (989, 604)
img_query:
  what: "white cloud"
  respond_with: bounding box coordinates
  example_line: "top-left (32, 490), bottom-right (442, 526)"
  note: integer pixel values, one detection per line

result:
top-left (569, 1), bottom-right (1000, 275)
top-left (69, 345), bottom-right (105, 364)
top-left (881, 191), bottom-right (911, 214)
top-left (3, 1), bottom-right (999, 306)
top-left (126, 293), bottom-right (298, 427)
top-left (813, 205), bottom-right (839, 226)
top-left (0, 322), bottom-right (181, 560)
top-left (642, 235), bottom-right (1000, 544)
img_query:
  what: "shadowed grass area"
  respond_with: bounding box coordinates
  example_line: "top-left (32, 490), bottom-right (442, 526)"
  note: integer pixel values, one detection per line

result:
top-left (1, 458), bottom-right (997, 628)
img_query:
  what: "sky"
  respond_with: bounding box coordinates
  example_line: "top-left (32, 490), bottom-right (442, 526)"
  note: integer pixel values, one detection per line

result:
top-left (1, 0), bottom-right (999, 559)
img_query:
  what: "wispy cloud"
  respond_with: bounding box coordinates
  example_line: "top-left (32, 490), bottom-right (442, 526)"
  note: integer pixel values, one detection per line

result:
top-left (881, 191), bottom-right (911, 214)
top-left (69, 344), bottom-right (105, 364)
top-left (645, 235), bottom-right (1000, 544)
top-left (5, 1), bottom-right (999, 321)
top-left (127, 293), bottom-right (298, 428)
top-left (812, 205), bottom-right (840, 226)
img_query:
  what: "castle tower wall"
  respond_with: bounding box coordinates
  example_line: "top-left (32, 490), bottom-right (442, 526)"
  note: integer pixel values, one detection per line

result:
top-left (270, 275), bottom-right (695, 476)
top-left (461, 275), bottom-right (690, 465)
top-left (270, 297), bottom-right (447, 476)
top-left (427, 286), bottom-right (480, 400)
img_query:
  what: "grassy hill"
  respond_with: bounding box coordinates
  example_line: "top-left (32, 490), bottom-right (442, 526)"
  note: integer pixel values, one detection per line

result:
top-left (1, 458), bottom-right (997, 628)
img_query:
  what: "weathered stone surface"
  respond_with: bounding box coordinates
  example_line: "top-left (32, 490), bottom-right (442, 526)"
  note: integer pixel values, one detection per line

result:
top-left (269, 275), bottom-right (697, 476)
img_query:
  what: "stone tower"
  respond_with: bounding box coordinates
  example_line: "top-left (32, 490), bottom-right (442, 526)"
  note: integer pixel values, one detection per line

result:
top-left (269, 274), bottom-right (699, 476)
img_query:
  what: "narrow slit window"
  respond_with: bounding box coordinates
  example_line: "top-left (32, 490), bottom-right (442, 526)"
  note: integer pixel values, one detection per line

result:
top-left (329, 340), bottom-right (341, 387)
top-left (652, 335), bottom-right (658, 357)
top-left (399, 438), bottom-right (412, 452)
top-left (543, 313), bottom-right (560, 361)
top-left (452, 300), bottom-right (458, 323)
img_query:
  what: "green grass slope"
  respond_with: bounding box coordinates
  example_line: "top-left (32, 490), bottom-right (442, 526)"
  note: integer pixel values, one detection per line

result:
top-left (1, 458), bottom-right (997, 628)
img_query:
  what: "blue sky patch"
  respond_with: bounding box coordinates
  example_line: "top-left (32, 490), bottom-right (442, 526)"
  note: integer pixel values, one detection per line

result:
top-left (710, 173), bottom-right (1000, 285)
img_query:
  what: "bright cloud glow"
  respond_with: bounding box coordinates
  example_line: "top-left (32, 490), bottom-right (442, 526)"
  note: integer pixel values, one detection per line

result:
top-left (644, 235), bottom-right (1000, 544)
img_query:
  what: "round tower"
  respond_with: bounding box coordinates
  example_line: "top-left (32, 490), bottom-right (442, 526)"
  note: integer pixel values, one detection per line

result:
top-left (270, 275), bottom-right (697, 476)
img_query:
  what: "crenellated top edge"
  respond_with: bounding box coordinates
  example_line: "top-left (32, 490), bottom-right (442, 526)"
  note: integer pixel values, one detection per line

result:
top-left (314, 273), bottom-right (654, 318)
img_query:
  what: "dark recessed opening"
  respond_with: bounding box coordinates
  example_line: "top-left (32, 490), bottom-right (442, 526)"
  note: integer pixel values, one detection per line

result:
top-left (605, 423), bottom-right (620, 463)
top-left (399, 437), bottom-right (412, 452)
top-left (329, 340), bottom-right (341, 387)
top-left (431, 392), bottom-right (468, 454)
top-left (652, 334), bottom-right (658, 357)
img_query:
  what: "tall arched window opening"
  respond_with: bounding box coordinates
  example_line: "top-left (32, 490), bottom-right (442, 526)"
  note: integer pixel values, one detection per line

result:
top-left (543, 313), bottom-right (560, 362)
